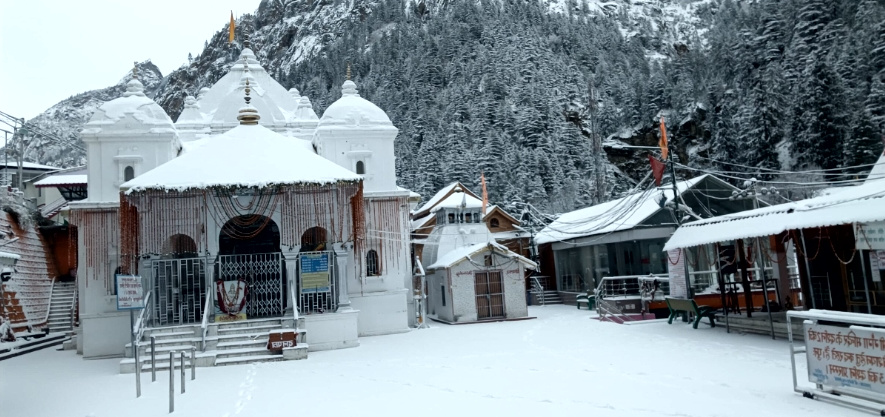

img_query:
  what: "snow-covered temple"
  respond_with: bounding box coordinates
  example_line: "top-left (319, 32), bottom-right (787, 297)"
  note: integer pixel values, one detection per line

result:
top-left (68, 44), bottom-right (413, 364)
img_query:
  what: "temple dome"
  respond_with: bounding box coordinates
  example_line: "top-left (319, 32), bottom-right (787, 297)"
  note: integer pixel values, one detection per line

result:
top-left (318, 80), bottom-right (393, 128)
top-left (82, 79), bottom-right (174, 134)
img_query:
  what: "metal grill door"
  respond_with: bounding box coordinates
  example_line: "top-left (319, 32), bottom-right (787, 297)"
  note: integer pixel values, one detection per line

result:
top-left (475, 271), bottom-right (505, 320)
top-left (152, 258), bottom-right (206, 326)
top-left (218, 253), bottom-right (284, 318)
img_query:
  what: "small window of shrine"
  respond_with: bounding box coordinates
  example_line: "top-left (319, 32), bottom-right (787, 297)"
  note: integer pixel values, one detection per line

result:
top-left (490, 218), bottom-right (500, 228)
top-left (356, 161), bottom-right (365, 175)
top-left (124, 166), bottom-right (135, 182)
top-left (367, 249), bottom-right (380, 276)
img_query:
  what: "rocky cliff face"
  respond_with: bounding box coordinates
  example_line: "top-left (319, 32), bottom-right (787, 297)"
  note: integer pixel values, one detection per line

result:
top-left (13, 0), bottom-right (762, 211)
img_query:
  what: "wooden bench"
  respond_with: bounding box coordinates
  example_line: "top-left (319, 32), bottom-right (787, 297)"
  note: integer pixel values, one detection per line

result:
top-left (576, 293), bottom-right (595, 310)
top-left (665, 297), bottom-right (716, 329)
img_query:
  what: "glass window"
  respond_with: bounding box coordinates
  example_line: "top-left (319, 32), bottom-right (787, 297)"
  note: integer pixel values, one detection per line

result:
top-left (367, 249), bottom-right (380, 276)
top-left (124, 166), bottom-right (135, 182)
top-left (356, 161), bottom-right (365, 175)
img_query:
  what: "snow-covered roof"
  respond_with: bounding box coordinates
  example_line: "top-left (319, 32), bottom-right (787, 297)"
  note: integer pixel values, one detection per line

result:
top-left (420, 183), bottom-right (459, 212)
top-left (429, 192), bottom-right (483, 213)
top-left (411, 212), bottom-right (434, 231)
top-left (317, 80), bottom-right (394, 129)
top-left (0, 161), bottom-right (61, 171)
top-left (484, 205), bottom-right (519, 224)
top-left (122, 123), bottom-right (361, 193)
top-left (427, 241), bottom-right (536, 270)
top-left (536, 176), bottom-right (710, 245)
top-left (664, 165), bottom-right (885, 251)
top-left (83, 79), bottom-right (174, 133)
top-left (34, 173), bottom-right (87, 187)
top-left (0, 251), bottom-right (21, 261)
top-left (866, 153), bottom-right (885, 185)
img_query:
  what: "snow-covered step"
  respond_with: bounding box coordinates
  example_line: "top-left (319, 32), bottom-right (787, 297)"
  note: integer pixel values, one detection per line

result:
top-left (142, 330), bottom-right (198, 341)
top-left (0, 333), bottom-right (68, 362)
top-left (216, 324), bottom-right (281, 336)
top-left (143, 325), bottom-right (201, 337)
top-left (216, 338), bottom-right (270, 350)
top-left (215, 346), bottom-right (282, 360)
top-left (215, 353), bottom-right (284, 367)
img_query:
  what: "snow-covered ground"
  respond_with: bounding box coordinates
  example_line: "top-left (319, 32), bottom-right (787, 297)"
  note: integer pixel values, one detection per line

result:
top-left (0, 305), bottom-right (863, 417)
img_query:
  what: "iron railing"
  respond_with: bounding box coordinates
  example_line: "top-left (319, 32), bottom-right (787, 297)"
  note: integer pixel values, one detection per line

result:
top-left (218, 253), bottom-right (284, 318)
top-left (595, 274), bottom-right (669, 299)
top-left (152, 258), bottom-right (206, 326)
top-left (199, 284), bottom-right (212, 351)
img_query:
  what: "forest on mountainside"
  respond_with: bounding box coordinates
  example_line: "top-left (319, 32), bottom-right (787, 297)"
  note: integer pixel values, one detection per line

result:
top-left (15, 0), bottom-right (885, 213)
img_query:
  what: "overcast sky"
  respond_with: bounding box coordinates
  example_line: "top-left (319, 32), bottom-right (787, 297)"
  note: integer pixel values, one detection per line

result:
top-left (0, 0), bottom-right (263, 122)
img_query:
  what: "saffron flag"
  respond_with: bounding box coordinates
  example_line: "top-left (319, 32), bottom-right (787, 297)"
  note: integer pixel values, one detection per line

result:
top-left (649, 155), bottom-right (666, 187)
top-left (481, 172), bottom-right (489, 216)
top-left (229, 11), bottom-right (235, 44)
top-left (659, 116), bottom-right (669, 160)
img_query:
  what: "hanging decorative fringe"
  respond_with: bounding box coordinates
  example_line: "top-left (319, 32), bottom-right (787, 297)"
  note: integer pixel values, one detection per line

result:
top-left (351, 183), bottom-right (366, 281)
top-left (126, 190), bottom-right (208, 256)
top-left (119, 192), bottom-right (139, 275)
top-left (363, 196), bottom-right (408, 280)
top-left (124, 181), bottom-right (364, 259)
top-left (68, 208), bottom-right (120, 294)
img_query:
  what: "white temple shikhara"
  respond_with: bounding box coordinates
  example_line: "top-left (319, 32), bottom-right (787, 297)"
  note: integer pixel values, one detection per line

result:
top-left (69, 45), bottom-right (414, 364)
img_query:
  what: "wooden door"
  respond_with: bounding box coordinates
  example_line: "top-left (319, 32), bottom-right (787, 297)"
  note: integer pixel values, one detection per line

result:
top-left (475, 271), bottom-right (505, 319)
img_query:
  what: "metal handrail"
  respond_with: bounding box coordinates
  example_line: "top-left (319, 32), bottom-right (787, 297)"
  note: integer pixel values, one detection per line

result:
top-left (530, 276), bottom-right (545, 306)
top-left (595, 274), bottom-right (669, 299)
top-left (39, 197), bottom-right (67, 218)
top-left (289, 275), bottom-right (300, 322)
top-left (200, 284), bottom-right (212, 351)
top-left (40, 279), bottom-right (57, 325)
top-left (132, 291), bottom-right (152, 345)
top-left (68, 279), bottom-right (78, 331)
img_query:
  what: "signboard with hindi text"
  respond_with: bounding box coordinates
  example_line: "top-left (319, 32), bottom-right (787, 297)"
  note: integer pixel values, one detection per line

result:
top-left (300, 252), bottom-right (330, 293)
top-left (805, 323), bottom-right (885, 395)
top-left (856, 221), bottom-right (885, 251)
top-left (115, 274), bottom-right (144, 310)
top-left (666, 249), bottom-right (687, 298)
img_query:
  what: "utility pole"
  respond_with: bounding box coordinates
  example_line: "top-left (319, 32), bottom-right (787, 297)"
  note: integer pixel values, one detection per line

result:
top-left (1, 129), bottom-right (9, 186)
top-left (662, 119), bottom-right (691, 298)
top-left (588, 81), bottom-right (605, 205)
top-left (17, 119), bottom-right (24, 191)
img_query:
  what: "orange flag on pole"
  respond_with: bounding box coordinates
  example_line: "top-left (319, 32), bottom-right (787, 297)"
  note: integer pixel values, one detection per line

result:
top-left (659, 116), bottom-right (669, 160)
top-left (481, 172), bottom-right (489, 216)
top-left (229, 11), bottom-right (235, 44)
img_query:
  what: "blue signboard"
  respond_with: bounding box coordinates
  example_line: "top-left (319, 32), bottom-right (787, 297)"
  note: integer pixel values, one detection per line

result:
top-left (300, 253), bottom-right (330, 293)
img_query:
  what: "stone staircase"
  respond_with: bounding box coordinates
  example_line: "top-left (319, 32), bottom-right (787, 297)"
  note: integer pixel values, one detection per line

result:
top-left (542, 290), bottom-right (563, 305)
top-left (120, 317), bottom-right (307, 373)
top-left (46, 282), bottom-right (76, 334)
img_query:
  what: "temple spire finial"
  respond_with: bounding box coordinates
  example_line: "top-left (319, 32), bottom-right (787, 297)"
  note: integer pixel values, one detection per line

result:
top-left (346, 63), bottom-right (351, 81)
top-left (132, 61), bottom-right (139, 81)
top-left (237, 78), bottom-right (260, 125)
